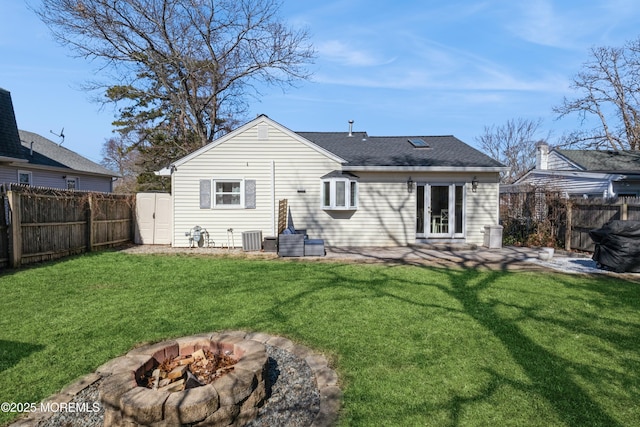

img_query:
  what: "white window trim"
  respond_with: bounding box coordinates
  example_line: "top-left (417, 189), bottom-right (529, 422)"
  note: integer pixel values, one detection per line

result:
top-left (321, 177), bottom-right (358, 210)
top-left (18, 170), bottom-right (32, 186)
top-left (421, 182), bottom-right (466, 238)
top-left (213, 178), bottom-right (245, 209)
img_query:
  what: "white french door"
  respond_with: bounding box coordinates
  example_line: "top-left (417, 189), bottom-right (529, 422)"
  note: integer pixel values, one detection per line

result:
top-left (416, 183), bottom-right (465, 238)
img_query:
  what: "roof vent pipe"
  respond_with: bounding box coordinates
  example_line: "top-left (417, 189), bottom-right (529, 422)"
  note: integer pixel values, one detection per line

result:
top-left (30, 141), bottom-right (34, 157)
top-left (348, 120), bottom-right (354, 137)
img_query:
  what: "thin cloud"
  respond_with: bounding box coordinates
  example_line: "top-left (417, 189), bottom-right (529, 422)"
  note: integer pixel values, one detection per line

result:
top-left (313, 67), bottom-right (564, 93)
top-left (317, 40), bottom-right (396, 67)
top-left (314, 34), bottom-right (567, 93)
top-left (506, 0), bottom-right (640, 49)
top-left (507, 0), bottom-right (567, 48)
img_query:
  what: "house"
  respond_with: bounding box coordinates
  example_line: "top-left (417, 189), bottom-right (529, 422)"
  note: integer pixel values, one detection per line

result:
top-left (157, 115), bottom-right (507, 247)
top-left (503, 142), bottom-right (640, 198)
top-left (0, 88), bottom-right (118, 192)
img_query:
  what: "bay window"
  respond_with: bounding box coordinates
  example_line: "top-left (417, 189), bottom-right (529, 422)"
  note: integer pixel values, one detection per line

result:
top-left (321, 176), bottom-right (358, 210)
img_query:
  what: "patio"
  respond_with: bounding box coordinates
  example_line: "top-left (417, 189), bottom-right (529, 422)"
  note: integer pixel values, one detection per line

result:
top-left (118, 243), bottom-right (599, 273)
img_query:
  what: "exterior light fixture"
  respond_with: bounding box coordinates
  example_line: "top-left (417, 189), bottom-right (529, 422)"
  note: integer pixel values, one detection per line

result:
top-left (407, 176), bottom-right (414, 193)
top-left (471, 176), bottom-right (479, 192)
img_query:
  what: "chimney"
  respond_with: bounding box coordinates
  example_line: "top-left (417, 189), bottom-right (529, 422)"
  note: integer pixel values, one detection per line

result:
top-left (536, 141), bottom-right (549, 170)
top-left (348, 120), bottom-right (354, 137)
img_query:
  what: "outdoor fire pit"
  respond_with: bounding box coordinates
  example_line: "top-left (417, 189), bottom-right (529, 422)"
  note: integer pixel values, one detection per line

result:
top-left (98, 332), bottom-right (268, 426)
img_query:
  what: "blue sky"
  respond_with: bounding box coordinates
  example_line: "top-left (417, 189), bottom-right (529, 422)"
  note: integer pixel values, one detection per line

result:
top-left (2, 0), bottom-right (640, 164)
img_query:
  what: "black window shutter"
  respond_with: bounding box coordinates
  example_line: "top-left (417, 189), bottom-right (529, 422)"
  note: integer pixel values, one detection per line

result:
top-left (200, 179), bottom-right (211, 208)
top-left (245, 180), bottom-right (256, 209)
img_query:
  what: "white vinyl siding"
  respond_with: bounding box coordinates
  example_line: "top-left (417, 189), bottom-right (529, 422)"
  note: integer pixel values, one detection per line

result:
top-left (464, 178), bottom-right (500, 245)
top-left (350, 181), bottom-right (357, 207)
top-left (170, 118), bottom-right (502, 247)
top-left (314, 172), bottom-right (498, 247)
top-left (171, 121), bottom-right (342, 247)
top-left (547, 152), bottom-right (581, 170)
top-left (520, 172), bottom-right (611, 196)
top-left (315, 176), bottom-right (415, 246)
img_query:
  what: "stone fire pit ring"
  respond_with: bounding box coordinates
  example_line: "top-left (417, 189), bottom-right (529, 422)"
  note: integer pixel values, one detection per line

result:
top-left (98, 332), bottom-right (268, 426)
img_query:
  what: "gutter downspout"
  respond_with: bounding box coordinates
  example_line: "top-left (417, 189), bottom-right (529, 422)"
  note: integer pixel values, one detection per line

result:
top-left (271, 160), bottom-right (276, 236)
top-left (606, 180), bottom-right (616, 198)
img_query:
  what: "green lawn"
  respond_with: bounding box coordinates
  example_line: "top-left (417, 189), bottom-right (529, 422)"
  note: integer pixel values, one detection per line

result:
top-left (1, 251), bottom-right (639, 426)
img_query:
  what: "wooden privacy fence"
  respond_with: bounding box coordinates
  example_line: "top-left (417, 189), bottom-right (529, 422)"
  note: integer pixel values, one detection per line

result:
top-left (566, 198), bottom-right (640, 252)
top-left (1, 184), bottom-right (135, 268)
top-left (500, 191), bottom-right (640, 252)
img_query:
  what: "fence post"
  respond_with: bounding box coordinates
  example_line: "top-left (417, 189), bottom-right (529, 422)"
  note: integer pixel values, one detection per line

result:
top-left (565, 200), bottom-right (572, 251)
top-left (130, 196), bottom-right (137, 243)
top-left (7, 191), bottom-right (22, 268)
top-left (621, 200), bottom-right (628, 220)
top-left (86, 194), bottom-right (94, 252)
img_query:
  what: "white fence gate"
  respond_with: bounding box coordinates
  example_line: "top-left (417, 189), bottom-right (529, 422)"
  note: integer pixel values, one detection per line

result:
top-left (135, 193), bottom-right (172, 244)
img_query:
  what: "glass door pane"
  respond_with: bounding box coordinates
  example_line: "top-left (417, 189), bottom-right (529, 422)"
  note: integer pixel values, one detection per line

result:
top-left (455, 185), bottom-right (463, 234)
top-left (429, 185), bottom-right (449, 235)
top-left (419, 183), bottom-right (466, 238)
top-left (416, 185), bottom-right (425, 234)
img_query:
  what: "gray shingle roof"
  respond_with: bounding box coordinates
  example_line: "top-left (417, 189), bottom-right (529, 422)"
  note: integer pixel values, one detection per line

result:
top-left (0, 88), bottom-right (27, 160)
top-left (18, 130), bottom-right (118, 177)
top-left (555, 149), bottom-right (640, 173)
top-left (1, 88), bottom-right (116, 177)
top-left (297, 132), bottom-right (505, 168)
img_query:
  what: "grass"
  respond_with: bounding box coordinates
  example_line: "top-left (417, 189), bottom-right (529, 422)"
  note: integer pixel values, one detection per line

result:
top-left (1, 251), bottom-right (639, 426)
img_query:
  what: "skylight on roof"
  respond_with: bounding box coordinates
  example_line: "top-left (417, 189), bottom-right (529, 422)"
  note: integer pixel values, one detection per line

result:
top-left (409, 138), bottom-right (429, 148)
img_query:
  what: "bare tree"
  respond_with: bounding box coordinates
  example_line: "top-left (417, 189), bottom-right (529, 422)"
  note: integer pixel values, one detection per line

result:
top-left (36, 0), bottom-right (315, 149)
top-left (476, 118), bottom-right (547, 183)
top-left (554, 38), bottom-right (640, 151)
top-left (101, 135), bottom-right (141, 193)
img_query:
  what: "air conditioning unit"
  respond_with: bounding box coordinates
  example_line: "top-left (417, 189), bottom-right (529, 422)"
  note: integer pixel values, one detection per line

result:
top-left (241, 230), bottom-right (262, 251)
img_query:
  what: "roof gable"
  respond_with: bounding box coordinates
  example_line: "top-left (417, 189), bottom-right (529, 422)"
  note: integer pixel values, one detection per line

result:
top-left (0, 88), bottom-right (27, 161)
top-left (166, 115), bottom-right (346, 171)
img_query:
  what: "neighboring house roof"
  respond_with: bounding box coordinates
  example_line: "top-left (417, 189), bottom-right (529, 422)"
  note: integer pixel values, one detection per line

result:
top-left (298, 132), bottom-right (506, 170)
top-left (0, 88), bottom-right (27, 162)
top-left (18, 130), bottom-right (118, 177)
top-left (553, 149), bottom-right (640, 173)
top-left (1, 87), bottom-right (117, 178)
top-left (159, 115), bottom-right (507, 175)
top-left (505, 145), bottom-right (640, 196)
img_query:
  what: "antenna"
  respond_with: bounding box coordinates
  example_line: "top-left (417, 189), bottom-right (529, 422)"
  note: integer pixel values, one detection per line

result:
top-left (50, 127), bottom-right (65, 145)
